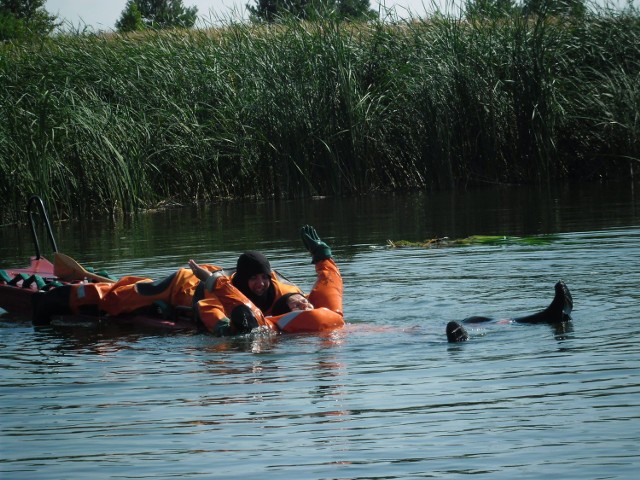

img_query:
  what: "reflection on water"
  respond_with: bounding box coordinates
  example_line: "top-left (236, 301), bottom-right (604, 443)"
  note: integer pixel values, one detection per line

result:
top-left (1, 181), bottom-right (638, 273)
top-left (1, 182), bottom-right (640, 479)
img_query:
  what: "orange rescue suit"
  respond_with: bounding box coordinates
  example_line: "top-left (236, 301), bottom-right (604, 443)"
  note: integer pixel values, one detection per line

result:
top-left (65, 258), bottom-right (343, 335)
top-left (67, 265), bottom-right (220, 317)
top-left (194, 271), bottom-right (303, 333)
top-left (264, 258), bottom-right (344, 333)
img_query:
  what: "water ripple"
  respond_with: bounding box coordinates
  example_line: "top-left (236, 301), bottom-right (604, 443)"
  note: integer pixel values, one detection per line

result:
top-left (2, 225), bottom-right (640, 479)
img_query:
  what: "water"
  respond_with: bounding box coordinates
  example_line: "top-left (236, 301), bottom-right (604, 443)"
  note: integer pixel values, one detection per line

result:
top-left (1, 182), bottom-right (640, 479)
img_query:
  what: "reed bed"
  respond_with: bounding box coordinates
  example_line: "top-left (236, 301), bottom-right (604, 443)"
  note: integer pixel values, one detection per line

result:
top-left (0, 2), bottom-right (638, 222)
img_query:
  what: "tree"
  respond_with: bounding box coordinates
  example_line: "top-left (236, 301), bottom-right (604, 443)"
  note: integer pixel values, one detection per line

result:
top-left (115, 0), bottom-right (198, 31)
top-left (336, 0), bottom-right (377, 20)
top-left (116, 1), bottom-right (145, 33)
top-left (0, 0), bottom-right (58, 41)
top-left (247, 0), bottom-right (378, 23)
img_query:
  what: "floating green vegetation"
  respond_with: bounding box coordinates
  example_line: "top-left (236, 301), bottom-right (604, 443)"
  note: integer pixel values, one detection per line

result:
top-left (387, 234), bottom-right (560, 248)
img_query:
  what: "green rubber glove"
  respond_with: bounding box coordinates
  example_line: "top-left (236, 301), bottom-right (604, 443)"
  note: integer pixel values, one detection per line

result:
top-left (300, 225), bottom-right (332, 263)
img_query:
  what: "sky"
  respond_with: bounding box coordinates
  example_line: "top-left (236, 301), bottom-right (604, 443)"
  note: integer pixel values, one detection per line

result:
top-left (45, 0), bottom-right (457, 31)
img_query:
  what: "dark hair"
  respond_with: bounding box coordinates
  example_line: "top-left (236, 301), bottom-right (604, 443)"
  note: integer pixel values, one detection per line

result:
top-left (234, 252), bottom-right (271, 283)
top-left (232, 251), bottom-right (274, 311)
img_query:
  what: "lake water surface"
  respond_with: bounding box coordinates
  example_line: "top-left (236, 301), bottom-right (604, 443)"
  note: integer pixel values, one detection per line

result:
top-left (1, 182), bottom-right (639, 479)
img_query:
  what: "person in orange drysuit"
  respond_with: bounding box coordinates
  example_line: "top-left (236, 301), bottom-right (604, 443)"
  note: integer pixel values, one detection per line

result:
top-left (189, 225), bottom-right (344, 335)
top-left (31, 263), bottom-right (221, 327)
top-left (187, 250), bottom-right (302, 335)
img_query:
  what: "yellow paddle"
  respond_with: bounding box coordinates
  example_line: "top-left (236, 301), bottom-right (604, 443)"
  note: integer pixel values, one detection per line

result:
top-left (53, 252), bottom-right (116, 283)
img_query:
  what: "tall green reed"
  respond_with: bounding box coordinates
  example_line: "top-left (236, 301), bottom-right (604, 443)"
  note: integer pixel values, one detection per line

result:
top-left (0, 2), bottom-right (637, 223)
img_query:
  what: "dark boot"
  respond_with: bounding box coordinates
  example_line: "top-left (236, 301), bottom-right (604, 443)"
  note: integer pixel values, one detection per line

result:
top-left (446, 321), bottom-right (469, 342)
top-left (514, 281), bottom-right (573, 324)
top-left (32, 286), bottom-right (72, 325)
top-left (230, 305), bottom-right (259, 334)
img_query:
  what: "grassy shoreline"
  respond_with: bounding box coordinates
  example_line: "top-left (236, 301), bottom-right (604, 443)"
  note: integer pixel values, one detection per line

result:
top-left (1, 4), bottom-right (638, 222)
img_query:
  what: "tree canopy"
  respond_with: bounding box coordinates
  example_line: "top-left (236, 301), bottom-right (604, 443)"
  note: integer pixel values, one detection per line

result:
top-left (116, 0), bottom-right (198, 32)
top-left (116, 1), bottom-right (145, 32)
top-left (0, 0), bottom-right (58, 41)
top-left (247, 0), bottom-right (378, 23)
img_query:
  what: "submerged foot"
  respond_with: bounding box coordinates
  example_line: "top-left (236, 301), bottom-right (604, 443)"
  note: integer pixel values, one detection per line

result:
top-left (446, 321), bottom-right (469, 342)
top-left (547, 280), bottom-right (573, 322)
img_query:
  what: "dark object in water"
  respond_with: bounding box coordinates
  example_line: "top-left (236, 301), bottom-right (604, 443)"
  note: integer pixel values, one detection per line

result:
top-left (447, 281), bottom-right (573, 342)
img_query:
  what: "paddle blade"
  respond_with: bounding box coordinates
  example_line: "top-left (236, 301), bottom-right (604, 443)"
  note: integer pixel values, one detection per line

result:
top-left (54, 252), bottom-right (115, 283)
